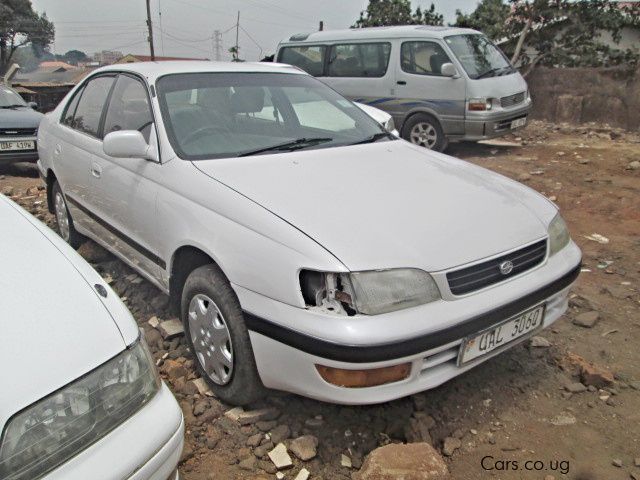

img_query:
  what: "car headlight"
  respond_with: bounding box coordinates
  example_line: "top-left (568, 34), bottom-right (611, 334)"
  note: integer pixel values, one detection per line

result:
top-left (0, 338), bottom-right (160, 480)
top-left (300, 268), bottom-right (441, 316)
top-left (548, 213), bottom-right (570, 256)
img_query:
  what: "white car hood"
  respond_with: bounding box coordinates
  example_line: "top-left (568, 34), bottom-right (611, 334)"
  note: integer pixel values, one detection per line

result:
top-left (0, 197), bottom-right (136, 428)
top-left (194, 140), bottom-right (555, 272)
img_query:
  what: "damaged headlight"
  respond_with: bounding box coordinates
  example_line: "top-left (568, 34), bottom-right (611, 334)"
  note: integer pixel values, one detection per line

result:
top-left (300, 268), bottom-right (441, 316)
top-left (548, 213), bottom-right (570, 256)
top-left (0, 338), bottom-right (159, 480)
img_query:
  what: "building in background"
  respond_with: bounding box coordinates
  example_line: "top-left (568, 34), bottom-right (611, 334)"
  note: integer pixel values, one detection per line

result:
top-left (115, 53), bottom-right (208, 63)
top-left (93, 50), bottom-right (124, 65)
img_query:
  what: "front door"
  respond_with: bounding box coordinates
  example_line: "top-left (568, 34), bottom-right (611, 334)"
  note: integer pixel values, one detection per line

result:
top-left (394, 40), bottom-right (466, 135)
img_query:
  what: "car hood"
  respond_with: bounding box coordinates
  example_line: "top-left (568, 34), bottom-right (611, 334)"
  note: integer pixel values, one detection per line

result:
top-left (194, 140), bottom-right (555, 272)
top-left (0, 197), bottom-right (134, 429)
top-left (0, 106), bottom-right (44, 129)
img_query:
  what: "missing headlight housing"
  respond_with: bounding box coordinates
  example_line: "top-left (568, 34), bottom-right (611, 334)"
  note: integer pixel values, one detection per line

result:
top-left (300, 268), bottom-right (440, 316)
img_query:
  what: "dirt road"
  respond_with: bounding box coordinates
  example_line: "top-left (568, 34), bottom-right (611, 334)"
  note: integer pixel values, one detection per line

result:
top-left (2, 121), bottom-right (639, 480)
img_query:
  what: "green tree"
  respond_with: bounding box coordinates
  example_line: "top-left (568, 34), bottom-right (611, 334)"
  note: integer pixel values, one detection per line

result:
top-left (505, 0), bottom-right (640, 71)
top-left (63, 49), bottom-right (88, 65)
top-left (0, 0), bottom-right (54, 74)
top-left (354, 0), bottom-right (443, 28)
top-left (454, 0), bottom-right (510, 41)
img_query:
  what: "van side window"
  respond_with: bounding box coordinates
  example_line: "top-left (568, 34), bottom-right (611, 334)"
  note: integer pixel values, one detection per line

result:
top-left (401, 41), bottom-right (451, 76)
top-left (327, 43), bottom-right (391, 78)
top-left (279, 46), bottom-right (326, 76)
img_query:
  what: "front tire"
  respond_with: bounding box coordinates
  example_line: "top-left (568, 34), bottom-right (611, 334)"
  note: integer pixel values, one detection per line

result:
top-left (402, 113), bottom-right (446, 152)
top-left (181, 264), bottom-right (264, 405)
top-left (52, 181), bottom-right (83, 248)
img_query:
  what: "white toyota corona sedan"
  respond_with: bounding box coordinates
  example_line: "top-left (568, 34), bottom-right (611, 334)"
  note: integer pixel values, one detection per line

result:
top-left (36, 61), bottom-right (582, 405)
top-left (0, 195), bottom-right (184, 479)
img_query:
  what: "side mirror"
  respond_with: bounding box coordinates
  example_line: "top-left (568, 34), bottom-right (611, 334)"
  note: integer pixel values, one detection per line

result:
top-left (103, 130), bottom-right (157, 161)
top-left (441, 63), bottom-right (458, 78)
top-left (28, 101), bottom-right (38, 110)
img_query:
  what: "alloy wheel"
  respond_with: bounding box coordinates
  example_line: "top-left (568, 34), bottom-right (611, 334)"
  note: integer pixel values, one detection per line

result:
top-left (409, 121), bottom-right (438, 149)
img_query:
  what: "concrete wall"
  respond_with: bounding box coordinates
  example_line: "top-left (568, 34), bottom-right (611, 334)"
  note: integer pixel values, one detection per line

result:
top-left (526, 66), bottom-right (640, 131)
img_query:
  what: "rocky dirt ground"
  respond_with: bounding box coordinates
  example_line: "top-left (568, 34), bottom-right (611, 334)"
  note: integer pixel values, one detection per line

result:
top-left (1, 121), bottom-right (639, 480)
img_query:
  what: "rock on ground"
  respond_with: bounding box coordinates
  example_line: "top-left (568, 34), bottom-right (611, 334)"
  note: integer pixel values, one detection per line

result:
top-left (572, 311), bottom-right (599, 328)
top-left (442, 437), bottom-right (461, 457)
top-left (158, 318), bottom-right (184, 339)
top-left (268, 443), bottom-right (293, 469)
top-left (289, 435), bottom-right (318, 461)
top-left (353, 443), bottom-right (449, 480)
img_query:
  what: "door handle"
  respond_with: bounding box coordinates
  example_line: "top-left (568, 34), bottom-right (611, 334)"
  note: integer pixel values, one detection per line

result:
top-left (396, 80), bottom-right (407, 85)
top-left (54, 144), bottom-right (61, 155)
top-left (90, 164), bottom-right (102, 178)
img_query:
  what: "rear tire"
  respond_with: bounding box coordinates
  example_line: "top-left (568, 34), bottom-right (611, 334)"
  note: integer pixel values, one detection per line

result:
top-left (52, 181), bottom-right (84, 249)
top-left (402, 113), bottom-right (446, 152)
top-left (181, 263), bottom-right (265, 406)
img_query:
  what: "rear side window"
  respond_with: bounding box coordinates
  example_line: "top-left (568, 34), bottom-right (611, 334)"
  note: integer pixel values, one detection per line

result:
top-left (72, 76), bottom-right (115, 137)
top-left (401, 41), bottom-right (452, 76)
top-left (278, 46), bottom-right (326, 76)
top-left (104, 74), bottom-right (154, 142)
top-left (328, 43), bottom-right (391, 78)
top-left (61, 87), bottom-right (84, 127)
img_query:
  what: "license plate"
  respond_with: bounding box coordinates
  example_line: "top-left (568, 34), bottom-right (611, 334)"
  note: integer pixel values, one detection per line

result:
top-left (0, 140), bottom-right (35, 151)
top-left (511, 117), bottom-right (527, 129)
top-left (458, 304), bottom-right (545, 365)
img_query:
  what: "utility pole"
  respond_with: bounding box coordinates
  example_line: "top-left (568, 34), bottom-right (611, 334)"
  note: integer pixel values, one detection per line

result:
top-left (213, 30), bottom-right (222, 61)
top-left (146, 0), bottom-right (156, 60)
top-left (319, 20), bottom-right (324, 31)
top-left (235, 11), bottom-right (240, 60)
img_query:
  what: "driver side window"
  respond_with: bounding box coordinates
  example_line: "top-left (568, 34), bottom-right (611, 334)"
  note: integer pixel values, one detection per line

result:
top-left (401, 41), bottom-right (451, 76)
top-left (104, 74), bottom-right (154, 142)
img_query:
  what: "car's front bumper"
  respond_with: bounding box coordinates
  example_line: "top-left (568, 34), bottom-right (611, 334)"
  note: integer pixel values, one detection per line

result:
top-left (45, 383), bottom-right (184, 480)
top-left (237, 240), bottom-right (581, 404)
top-left (463, 101), bottom-right (532, 141)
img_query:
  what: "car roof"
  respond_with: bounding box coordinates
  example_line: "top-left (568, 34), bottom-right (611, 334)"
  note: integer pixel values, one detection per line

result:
top-left (279, 25), bottom-right (480, 44)
top-left (89, 61), bottom-right (305, 82)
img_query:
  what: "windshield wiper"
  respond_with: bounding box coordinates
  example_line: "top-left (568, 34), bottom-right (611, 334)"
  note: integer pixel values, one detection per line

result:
top-left (0, 104), bottom-right (26, 109)
top-left (238, 137), bottom-right (333, 157)
top-left (475, 67), bottom-right (502, 79)
top-left (350, 131), bottom-right (395, 145)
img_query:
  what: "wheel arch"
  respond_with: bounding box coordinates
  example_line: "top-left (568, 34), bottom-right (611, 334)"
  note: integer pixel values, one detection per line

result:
top-left (401, 109), bottom-right (443, 137)
top-left (169, 244), bottom-right (229, 314)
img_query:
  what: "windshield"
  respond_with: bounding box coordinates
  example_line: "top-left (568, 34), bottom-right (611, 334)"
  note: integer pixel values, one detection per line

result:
top-left (0, 86), bottom-right (27, 107)
top-left (156, 72), bottom-right (389, 160)
top-left (444, 34), bottom-right (513, 79)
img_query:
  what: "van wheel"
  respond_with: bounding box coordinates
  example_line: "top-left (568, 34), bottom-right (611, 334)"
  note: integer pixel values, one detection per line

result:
top-left (402, 113), bottom-right (446, 152)
top-left (181, 263), bottom-right (265, 406)
top-left (52, 181), bottom-right (84, 248)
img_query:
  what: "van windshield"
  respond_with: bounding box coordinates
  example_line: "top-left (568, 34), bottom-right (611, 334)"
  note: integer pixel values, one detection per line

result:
top-left (444, 34), bottom-right (514, 80)
top-left (156, 72), bottom-right (390, 160)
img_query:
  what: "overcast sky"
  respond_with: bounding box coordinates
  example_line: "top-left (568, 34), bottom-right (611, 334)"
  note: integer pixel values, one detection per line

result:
top-left (30, 0), bottom-right (478, 61)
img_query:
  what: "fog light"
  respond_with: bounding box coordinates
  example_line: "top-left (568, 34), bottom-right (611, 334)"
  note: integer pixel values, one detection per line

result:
top-left (315, 363), bottom-right (411, 388)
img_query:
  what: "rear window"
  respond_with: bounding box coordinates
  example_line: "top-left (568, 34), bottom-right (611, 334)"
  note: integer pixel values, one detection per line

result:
top-left (278, 45), bottom-right (326, 76)
top-left (327, 43), bottom-right (391, 78)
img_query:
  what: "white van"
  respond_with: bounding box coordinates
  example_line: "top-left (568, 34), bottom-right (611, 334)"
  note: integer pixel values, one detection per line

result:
top-left (276, 26), bottom-right (532, 151)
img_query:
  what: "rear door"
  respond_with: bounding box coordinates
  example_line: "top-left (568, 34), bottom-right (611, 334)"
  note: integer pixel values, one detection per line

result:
top-left (54, 75), bottom-right (116, 231)
top-left (394, 40), bottom-right (466, 134)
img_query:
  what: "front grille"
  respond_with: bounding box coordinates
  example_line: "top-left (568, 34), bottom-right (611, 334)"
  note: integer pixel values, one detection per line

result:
top-left (495, 114), bottom-right (526, 132)
top-left (447, 239), bottom-right (547, 295)
top-left (0, 128), bottom-right (37, 137)
top-left (500, 91), bottom-right (525, 108)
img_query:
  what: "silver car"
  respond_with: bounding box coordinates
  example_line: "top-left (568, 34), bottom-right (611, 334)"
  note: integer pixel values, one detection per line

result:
top-left (276, 26), bottom-right (532, 151)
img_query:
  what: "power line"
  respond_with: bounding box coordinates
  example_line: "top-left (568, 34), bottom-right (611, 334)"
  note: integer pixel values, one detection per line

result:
top-left (239, 25), bottom-right (262, 60)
